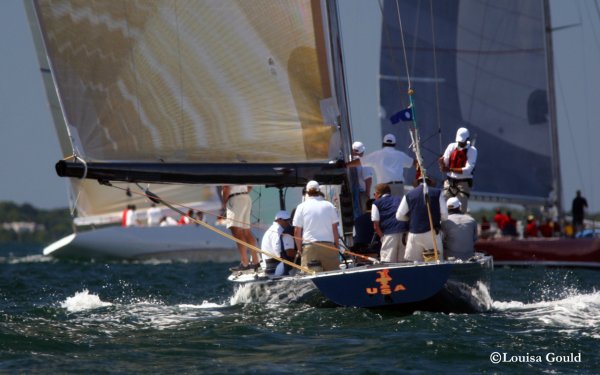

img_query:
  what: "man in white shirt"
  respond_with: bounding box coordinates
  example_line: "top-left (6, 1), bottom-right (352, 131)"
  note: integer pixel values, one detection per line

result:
top-left (260, 210), bottom-right (296, 275)
top-left (293, 181), bottom-right (340, 272)
top-left (347, 134), bottom-right (415, 197)
top-left (146, 204), bottom-right (162, 226)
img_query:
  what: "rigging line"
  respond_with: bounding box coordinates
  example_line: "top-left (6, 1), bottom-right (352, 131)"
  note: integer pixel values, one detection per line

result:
top-left (583, 2), bottom-right (597, 203)
top-left (428, 0), bottom-right (443, 154)
top-left (394, 0), bottom-right (413, 89)
top-left (409, 0), bottom-right (422, 79)
top-left (121, 183), bottom-right (314, 274)
top-left (122, 184), bottom-right (379, 264)
top-left (466, 1), bottom-right (490, 123)
top-left (378, 0), bottom-right (407, 109)
top-left (555, 71), bottom-right (584, 194)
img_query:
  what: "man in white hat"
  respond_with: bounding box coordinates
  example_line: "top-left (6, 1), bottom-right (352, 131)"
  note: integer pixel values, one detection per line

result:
top-left (440, 197), bottom-right (477, 260)
top-left (351, 141), bottom-right (373, 213)
top-left (347, 134), bottom-right (415, 197)
top-left (260, 210), bottom-right (296, 275)
top-left (293, 180), bottom-right (340, 272)
top-left (438, 127), bottom-right (478, 213)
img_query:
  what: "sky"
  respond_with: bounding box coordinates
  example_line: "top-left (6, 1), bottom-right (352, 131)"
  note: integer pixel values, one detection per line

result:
top-left (0, 0), bottom-right (599, 213)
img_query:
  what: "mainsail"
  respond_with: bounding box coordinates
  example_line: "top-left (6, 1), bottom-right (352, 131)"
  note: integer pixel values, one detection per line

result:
top-left (379, 0), bottom-right (555, 205)
top-left (28, 0), bottom-right (347, 186)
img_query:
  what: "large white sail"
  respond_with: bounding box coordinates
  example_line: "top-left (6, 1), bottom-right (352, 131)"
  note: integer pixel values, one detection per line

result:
top-left (32, 0), bottom-right (339, 165)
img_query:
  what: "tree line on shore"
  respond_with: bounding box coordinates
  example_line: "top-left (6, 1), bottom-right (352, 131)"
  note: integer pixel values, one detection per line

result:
top-left (0, 201), bottom-right (72, 244)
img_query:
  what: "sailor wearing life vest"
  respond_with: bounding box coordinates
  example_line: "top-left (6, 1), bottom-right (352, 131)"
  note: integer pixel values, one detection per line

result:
top-left (438, 127), bottom-right (478, 213)
top-left (395, 176), bottom-right (448, 262)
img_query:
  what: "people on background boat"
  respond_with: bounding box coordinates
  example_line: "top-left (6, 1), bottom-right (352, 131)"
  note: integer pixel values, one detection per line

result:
top-left (222, 185), bottom-right (259, 271)
top-left (396, 176), bottom-right (447, 261)
top-left (479, 216), bottom-right (493, 239)
top-left (125, 205), bottom-right (139, 227)
top-left (438, 127), bottom-right (478, 213)
top-left (572, 190), bottom-right (588, 234)
top-left (441, 197), bottom-right (477, 260)
top-left (346, 134), bottom-right (416, 197)
top-left (524, 215), bottom-right (539, 238)
top-left (563, 221), bottom-right (574, 237)
top-left (178, 209), bottom-right (195, 225)
top-left (159, 216), bottom-right (178, 226)
top-left (260, 210), bottom-right (296, 276)
top-left (372, 183), bottom-right (408, 262)
top-left (195, 211), bottom-right (205, 223)
top-left (539, 218), bottom-right (554, 237)
top-left (350, 141), bottom-right (373, 213)
top-left (147, 203), bottom-right (162, 226)
top-left (293, 180), bottom-right (340, 272)
top-left (121, 205), bottom-right (130, 227)
top-left (352, 199), bottom-right (379, 256)
top-left (501, 211), bottom-right (518, 237)
top-left (493, 208), bottom-right (509, 236)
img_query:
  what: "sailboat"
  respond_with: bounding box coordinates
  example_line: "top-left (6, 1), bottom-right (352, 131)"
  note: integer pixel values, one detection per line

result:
top-left (376, 0), bottom-right (600, 267)
top-left (27, 0), bottom-right (492, 312)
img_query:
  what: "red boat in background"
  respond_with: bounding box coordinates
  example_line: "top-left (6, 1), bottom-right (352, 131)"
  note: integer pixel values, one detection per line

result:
top-left (475, 237), bottom-right (600, 268)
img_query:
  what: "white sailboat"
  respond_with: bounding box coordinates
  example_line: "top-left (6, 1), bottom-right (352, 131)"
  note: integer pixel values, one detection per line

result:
top-left (27, 0), bottom-right (493, 312)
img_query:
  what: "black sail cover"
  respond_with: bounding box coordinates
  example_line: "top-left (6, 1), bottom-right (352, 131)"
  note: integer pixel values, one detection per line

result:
top-left (379, 0), bottom-right (554, 203)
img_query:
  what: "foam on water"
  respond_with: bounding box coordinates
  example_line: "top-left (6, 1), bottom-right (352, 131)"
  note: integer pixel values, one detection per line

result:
top-left (61, 289), bottom-right (113, 312)
top-left (493, 290), bottom-right (600, 337)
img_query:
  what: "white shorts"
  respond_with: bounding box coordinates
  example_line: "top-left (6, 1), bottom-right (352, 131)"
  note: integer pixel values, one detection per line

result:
top-left (380, 232), bottom-right (406, 263)
top-left (404, 231), bottom-right (444, 261)
top-left (226, 194), bottom-right (252, 229)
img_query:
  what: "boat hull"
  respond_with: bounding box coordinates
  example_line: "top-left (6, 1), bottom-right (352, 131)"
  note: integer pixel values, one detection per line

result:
top-left (475, 237), bottom-right (600, 268)
top-left (229, 254), bottom-right (493, 313)
top-left (43, 225), bottom-right (239, 262)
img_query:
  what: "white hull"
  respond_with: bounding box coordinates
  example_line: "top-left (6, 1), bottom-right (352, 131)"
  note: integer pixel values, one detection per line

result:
top-left (43, 225), bottom-right (239, 262)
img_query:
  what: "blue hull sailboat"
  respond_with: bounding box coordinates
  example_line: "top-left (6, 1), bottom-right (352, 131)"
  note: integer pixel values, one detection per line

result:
top-left (28, 0), bottom-right (492, 311)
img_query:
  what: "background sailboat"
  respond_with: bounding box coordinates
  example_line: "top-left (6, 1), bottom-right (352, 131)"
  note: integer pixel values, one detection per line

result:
top-left (372, 0), bottom-right (600, 267)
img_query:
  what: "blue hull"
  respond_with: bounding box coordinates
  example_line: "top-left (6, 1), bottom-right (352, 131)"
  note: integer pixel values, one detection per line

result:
top-left (310, 263), bottom-right (452, 308)
top-left (229, 254), bottom-right (493, 313)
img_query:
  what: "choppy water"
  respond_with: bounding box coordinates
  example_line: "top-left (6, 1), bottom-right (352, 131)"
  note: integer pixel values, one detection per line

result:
top-left (0, 244), bottom-right (598, 374)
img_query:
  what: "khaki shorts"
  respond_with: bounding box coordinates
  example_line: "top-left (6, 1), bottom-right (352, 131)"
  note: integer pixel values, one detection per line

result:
top-left (301, 242), bottom-right (340, 272)
top-left (226, 194), bottom-right (252, 229)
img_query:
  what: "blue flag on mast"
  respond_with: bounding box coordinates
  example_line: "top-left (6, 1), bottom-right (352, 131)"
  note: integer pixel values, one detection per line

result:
top-left (390, 107), bottom-right (413, 124)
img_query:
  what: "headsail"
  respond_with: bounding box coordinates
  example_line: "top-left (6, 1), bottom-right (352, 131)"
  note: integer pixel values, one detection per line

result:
top-left (28, 0), bottom-right (346, 186)
top-left (379, 0), bottom-right (555, 204)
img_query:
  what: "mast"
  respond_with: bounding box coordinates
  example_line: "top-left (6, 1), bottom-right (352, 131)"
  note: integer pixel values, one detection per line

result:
top-left (542, 0), bottom-right (563, 216)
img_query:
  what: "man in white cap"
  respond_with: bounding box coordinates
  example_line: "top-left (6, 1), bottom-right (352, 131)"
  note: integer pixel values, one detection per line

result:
top-left (351, 141), bottom-right (373, 213)
top-left (260, 210), bottom-right (296, 275)
top-left (347, 134), bottom-right (415, 197)
top-left (293, 180), bottom-right (340, 272)
top-left (438, 127), bottom-right (478, 213)
top-left (440, 197), bottom-right (477, 260)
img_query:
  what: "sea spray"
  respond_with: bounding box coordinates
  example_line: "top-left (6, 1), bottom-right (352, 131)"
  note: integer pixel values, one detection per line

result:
top-left (61, 289), bottom-right (112, 312)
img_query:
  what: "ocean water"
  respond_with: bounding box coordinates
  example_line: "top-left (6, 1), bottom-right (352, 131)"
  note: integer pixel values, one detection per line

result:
top-left (0, 244), bottom-right (598, 374)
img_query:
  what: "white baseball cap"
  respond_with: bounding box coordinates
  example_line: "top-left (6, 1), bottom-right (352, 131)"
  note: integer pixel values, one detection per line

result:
top-left (383, 134), bottom-right (396, 145)
top-left (352, 141), bottom-right (365, 154)
top-left (455, 127), bottom-right (470, 142)
top-left (275, 210), bottom-right (291, 220)
top-left (306, 180), bottom-right (320, 191)
top-left (447, 197), bottom-right (461, 209)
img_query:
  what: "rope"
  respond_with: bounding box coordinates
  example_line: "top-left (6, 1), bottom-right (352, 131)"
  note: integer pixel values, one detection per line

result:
top-left (394, 1), bottom-right (441, 261)
top-left (117, 184), bottom-right (381, 265)
top-left (428, 0), bottom-right (443, 153)
top-left (123, 184), bottom-right (315, 275)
